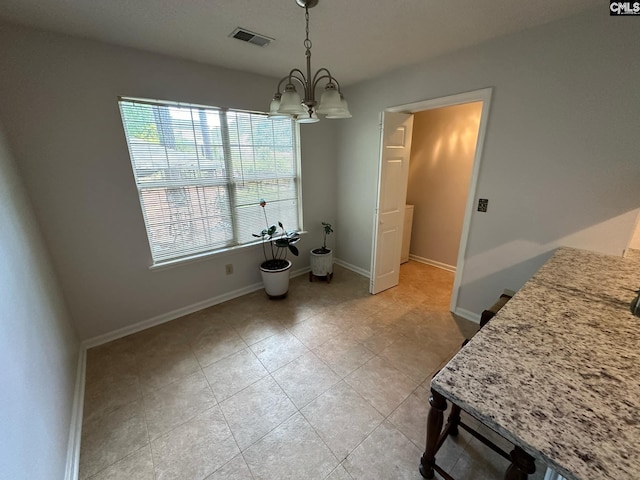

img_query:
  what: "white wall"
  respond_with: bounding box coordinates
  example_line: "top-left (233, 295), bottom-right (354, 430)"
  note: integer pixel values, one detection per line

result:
top-left (0, 125), bottom-right (79, 479)
top-left (407, 102), bottom-right (482, 268)
top-left (337, 8), bottom-right (640, 316)
top-left (0, 22), bottom-right (337, 340)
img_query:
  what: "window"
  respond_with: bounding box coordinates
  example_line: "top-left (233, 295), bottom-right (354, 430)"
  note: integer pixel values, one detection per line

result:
top-left (118, 97), bottom-right (301, 265)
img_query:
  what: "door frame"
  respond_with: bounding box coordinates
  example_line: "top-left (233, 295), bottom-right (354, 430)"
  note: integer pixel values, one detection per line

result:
top-left (373, 87), bottom-right (493, 318)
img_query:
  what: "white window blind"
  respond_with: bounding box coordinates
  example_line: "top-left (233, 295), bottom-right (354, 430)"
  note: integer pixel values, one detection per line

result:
top-left (118, 97), bottom-right (301, 265)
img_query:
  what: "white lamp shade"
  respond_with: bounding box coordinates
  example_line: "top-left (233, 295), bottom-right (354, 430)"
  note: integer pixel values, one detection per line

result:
top-left (269, 96), bottom-right (289, 117)
top-left (278, 85), bottom-right (305, 114)
top-left (325, 97), bottom-right (352, 118)
top-left (316, 84), bottom-right (343, 114)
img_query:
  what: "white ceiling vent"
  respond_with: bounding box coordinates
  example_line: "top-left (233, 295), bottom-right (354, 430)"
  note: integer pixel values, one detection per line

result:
top-left (229, 28), bottom-right (273, 47)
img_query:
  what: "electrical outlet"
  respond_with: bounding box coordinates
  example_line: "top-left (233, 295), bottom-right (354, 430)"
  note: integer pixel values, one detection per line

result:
top-left (477, 198), bottom-right (488, 212)
top-left (225, 264), bottom-right (233, 275)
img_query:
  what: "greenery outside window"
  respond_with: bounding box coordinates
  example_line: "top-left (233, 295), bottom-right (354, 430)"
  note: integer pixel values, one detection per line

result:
top-left (118, 97), bottom-right (302, 265)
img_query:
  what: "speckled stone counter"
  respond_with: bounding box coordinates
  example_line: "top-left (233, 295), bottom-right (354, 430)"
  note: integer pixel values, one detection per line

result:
top-left (432, 247), bottom-right (640, 480)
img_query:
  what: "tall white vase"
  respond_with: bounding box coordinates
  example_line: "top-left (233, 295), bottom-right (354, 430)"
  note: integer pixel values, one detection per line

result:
top-left (260, 260), bottom-right (292, 298)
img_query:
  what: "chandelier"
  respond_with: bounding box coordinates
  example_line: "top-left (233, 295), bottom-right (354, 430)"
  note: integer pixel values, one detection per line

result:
top-left (269, 0), bottom-right (351, 123)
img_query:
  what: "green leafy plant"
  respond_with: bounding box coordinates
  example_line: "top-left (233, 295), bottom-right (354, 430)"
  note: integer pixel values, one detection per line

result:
top-left (319, 222), bottom-right (333, 254)
top-left (253, 199), bottom-right (300, 270)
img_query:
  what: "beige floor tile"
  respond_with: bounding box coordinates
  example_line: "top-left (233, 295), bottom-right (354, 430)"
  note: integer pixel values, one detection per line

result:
top-left (79, 262), bottom-right (514, 480)
top-left (341, 314), bottom-right (389, 344)
top-left (343, 421), bottom-right (423, 480)
top-left (243, 413), bottom-right (338, 480)
top-left (301, 382), bottom-right (383, 460)
top-left (273, 300), bottom-right (329, 327)
top-left (287, 313), bottom-right (344, 349)
top-left (387, 386), bottom-right (431, 449)
top-left (220, 375), bottom-right (296, 450)
top-left (360, 325), bottom-right (403, 354)
top-left (83, 368), bottom-right (142, 425)
top-left (312, 336), bottom-right (375, 378)
top-left (249, 330), bottom-right (309, 372)
top-left (190, 326), bottom-right (248, 368)
top-left (448, 436), bottom-right (510, 480)
top-left (79, 400), bottom-right (149, 480)
top-left (86, 445), bottom-right (154, 480)
top-left (272, 351), bottom-right (340, 408)
top-left (378, 336), bottom-right (444, 383)
top-left (335, 296), bottom-right (390, 321)
top-left (85, 337), bottom-right (137, 385)
top-left (324, 464), bottom-right (354, 480)
top-left (171, 309), bottom-right (233, 344)
top-left (431, 430), bottom-right (474, 476)
top-left (205, 454), bottom-right (253, 480)
top-left (135, 340), bottom-right (201, 394)
top-left (203, 347), bottom-right (268, 402)
top-left (130, 322), bottom-right (189, 352)
top-left (231, 317), bottom-right (287, 346)
top-left (143, 370), bottom-right (216, 440)
top-left (151, 407), bottom-right (239, 480)
top-left (345, 356), bottom-right (419, 416)
top-left (84, 338), bottom-right (141, 423)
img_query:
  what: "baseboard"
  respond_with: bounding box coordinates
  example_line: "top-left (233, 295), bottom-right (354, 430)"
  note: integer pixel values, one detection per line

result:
top-left (64, 347), bottom-right (86, 480)
top-left (82, 266), bottom-right (311, 349)
top-left (408, 254), bottom-right (456, 273)
top-left (452, 307), bottom-right (481, 324)
top-left (334, 258), bottom-right (370, 278)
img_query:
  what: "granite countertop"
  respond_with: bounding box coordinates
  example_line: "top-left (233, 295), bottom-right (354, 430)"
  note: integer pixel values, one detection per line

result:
top-left (432, 247), bottom-right (640, 480)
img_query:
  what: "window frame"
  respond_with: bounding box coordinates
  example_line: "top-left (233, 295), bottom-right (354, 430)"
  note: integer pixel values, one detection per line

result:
top-left (117, 96), bottom-right (304, 269)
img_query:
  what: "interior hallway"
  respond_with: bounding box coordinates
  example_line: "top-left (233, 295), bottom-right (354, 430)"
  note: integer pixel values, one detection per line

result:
top-left (79, 261), bottom-right (545, 480)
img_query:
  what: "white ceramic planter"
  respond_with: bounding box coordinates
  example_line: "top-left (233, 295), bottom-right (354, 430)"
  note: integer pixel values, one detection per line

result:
top-left (260, 259), bottom-right (292, 297)
top-left (310, 249), bottom-right (333, 277)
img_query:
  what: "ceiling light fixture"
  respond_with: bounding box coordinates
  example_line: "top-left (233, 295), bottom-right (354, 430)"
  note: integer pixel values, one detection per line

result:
top-left (269, 0), bottom-right (351, 123)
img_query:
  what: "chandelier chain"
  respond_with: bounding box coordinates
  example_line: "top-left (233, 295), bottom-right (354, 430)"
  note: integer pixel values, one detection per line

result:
top-left (304, 7), bottom-right (312, 50)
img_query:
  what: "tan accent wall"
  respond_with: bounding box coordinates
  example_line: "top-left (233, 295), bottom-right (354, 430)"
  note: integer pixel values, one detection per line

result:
top-left (629, 214), bottom-right (640, 249)
top-left (406, 102), bottom-right (482, 268)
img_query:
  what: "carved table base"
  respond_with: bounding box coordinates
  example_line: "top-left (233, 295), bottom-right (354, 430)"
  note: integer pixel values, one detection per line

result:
top-left (419, 388), bottom-right (535, 480)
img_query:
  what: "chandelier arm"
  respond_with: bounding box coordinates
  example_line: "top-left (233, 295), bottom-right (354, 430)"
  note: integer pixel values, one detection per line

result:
top-left (312, 71), bottom-right (344, 96)
top-left (311, 68), bottom-right (334, 87)
top-left (275, 69), bottom-right (308, 93)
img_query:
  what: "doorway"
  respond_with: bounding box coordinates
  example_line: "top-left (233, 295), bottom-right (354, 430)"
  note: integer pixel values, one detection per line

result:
top-left (370, 88), bottom-right (493, 318)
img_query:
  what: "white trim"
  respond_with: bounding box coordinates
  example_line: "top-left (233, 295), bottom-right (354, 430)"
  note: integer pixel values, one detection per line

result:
top-left (334, 257), bottom-right (371, 278)
top-left (408, 254), bottom-right (456, 273)
top-left (82, 266), bottom-right (310, 349)
top-left (452, 307), bottom-right (481, 324)
top-left (380, 87), bottom-right (493, 317)
top-left (64, 347), bottom-right (86, 480)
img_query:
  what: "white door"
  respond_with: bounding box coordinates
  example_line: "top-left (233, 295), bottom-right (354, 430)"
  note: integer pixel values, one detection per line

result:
top-left (370, 112), bottom-right (414, 294)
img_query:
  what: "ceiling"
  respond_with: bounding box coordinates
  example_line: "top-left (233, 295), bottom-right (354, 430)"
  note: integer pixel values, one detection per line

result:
top-left (0, 0), bottom-right (600, 87)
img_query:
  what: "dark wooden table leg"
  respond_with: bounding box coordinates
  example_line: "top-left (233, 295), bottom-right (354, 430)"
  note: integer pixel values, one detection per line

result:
top-left (504, 447), bottom-right (536, 480)
top-left (419, 389), bottom-right (447, 479)
top-left (447, 403), bottom-right (461, 436)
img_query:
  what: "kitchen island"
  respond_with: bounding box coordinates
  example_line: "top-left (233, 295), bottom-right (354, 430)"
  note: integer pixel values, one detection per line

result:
top-left (421, 247), bottom-right (640, 480)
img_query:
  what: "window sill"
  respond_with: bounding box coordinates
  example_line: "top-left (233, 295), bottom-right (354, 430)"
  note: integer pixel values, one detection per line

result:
top-left (149, 231), bottom-right (308, 271)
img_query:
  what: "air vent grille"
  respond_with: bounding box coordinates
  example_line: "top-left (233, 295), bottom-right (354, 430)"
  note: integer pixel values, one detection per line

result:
top-left (230, 28), bottom-right (273, 47)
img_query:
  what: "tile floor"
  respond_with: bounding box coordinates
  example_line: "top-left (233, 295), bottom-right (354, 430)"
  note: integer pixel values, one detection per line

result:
top-left (79, 261), bottom-right (547, 480)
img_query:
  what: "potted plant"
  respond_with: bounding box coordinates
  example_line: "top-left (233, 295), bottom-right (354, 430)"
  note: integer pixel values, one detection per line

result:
top-left (253, 199), bottom-right (300, 298)
top-left (309, 222), bottom-right (334, 283)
